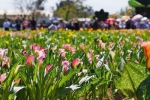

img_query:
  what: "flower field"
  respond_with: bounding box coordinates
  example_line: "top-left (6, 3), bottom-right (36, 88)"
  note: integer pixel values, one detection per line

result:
top-left (0, 29), bottom-right (150, 100)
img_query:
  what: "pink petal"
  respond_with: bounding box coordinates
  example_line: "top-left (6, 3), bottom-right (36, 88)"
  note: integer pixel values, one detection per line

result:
top-left (46, 64), bottom-right (53, 72)
top-left (14, 78), bottom-right (21, 84)
top-left (26, 55), bottom-right (34, 66)
top-left (72, 58), bottom-right (80, 69)
top-left (0, 73), bottom-right (6, 83)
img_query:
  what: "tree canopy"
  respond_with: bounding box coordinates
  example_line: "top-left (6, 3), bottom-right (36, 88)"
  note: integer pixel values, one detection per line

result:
top-left (54, 0), bottom-right (93, 21)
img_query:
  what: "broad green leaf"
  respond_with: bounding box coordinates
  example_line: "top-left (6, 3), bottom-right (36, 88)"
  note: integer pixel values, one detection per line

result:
top-left (59, 69), bottom-right (79, 87)
top-left (115, 62), bottom-right (148, 98)
top-left (148, 4), bottom-right (150, 7)
top-left (128, 0), bottom-right (145, 7)
top-left (137, 75), bottom-right (150, 100)
top-left (57, 88), bottom-right (72, 96)
top-left (97, 79), bottom-right (111, 87)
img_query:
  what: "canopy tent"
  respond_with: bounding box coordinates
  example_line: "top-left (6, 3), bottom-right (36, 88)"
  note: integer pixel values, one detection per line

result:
top-left (116, 18), bottom-right (121, 22)
top-left (141, 17), bottom-right (148, 22)
top-left (132, 14), bottom-right (143, 21)
top-left (78, 18), bottom-right (91, 22)
top-left (106, 18), bottom-right (115, 24)
top-left (121, 16), bottom-right (130, 22)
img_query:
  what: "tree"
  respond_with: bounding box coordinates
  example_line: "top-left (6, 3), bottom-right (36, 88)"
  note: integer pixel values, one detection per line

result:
top-left (13, 0), bottom-right (46, 18)
top-left (54, 0), bottom-right (93, 21)
top-left (55, 0), bottom-right (77, 21)
top-left (119, 7), bottom-right (135, 16)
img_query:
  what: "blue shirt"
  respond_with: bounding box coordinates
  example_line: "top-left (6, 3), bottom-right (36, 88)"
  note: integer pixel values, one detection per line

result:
top-left (3, 21), bottom-right (10, 28)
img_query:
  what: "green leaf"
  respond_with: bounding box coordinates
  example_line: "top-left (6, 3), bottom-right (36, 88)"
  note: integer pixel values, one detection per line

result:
top-left (115, 62), bottom-right (148, 98)
top-left (97, 79), bottom-right (110, 87)
top-left (137, 75), bottom-right (150, 100)
top-left (128, 0), bottom-right (145, 7)
top-left (59, 69), bottom-right (79, 87)
top-left (57, 87), bottom-right (72, 96)
top-left (148, 4), bottom-right (150, 7)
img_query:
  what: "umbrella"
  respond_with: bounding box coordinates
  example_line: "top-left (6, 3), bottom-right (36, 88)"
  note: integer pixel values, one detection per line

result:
top-left (141, 17), bottom-right (148, 22)
top-left (121, 16), bottom-right (130, 22)
top-left (116, 18), bottom-right (121, 22)
top-left (106, 18), bottom-right (115, 24)
top-left (132, 14), bottom-right (143, 21)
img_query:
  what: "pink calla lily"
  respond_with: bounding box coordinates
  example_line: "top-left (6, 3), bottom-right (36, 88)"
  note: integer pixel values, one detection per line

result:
top-left (46, 64), bottom-right (53, 73)
top-left (14, 78), bottom-right (21, 84)
top-left (0, 73), bottom-right (6, 83)
top-left (72, 58), bottom-right (80, 69)
top-left (26, 55), bottom-right (34, 66)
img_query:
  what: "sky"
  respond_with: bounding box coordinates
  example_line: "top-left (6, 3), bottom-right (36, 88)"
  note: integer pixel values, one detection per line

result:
top-left (0, 0), bottom-right (129, 14)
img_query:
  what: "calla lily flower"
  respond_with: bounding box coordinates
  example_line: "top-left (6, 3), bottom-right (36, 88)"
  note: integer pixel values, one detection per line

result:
top-left (0, 49), bottom-right (8, 60)
top-left (62, 60), bottom-right (69, 67)
top-left (0, 73), bottom-right (6, 83)
top-left (62, 60), bottom-right (69, 75)
top-left (63, 66), bottom-right (69, 76)
top-left (26, 55), bottom-right (34, 66)
top-left (79, 44), bottom-right (85, 52)
top-left (59, 49), bottom-right (67, 58)
top-left (14, 78), bottom-right (21, 84)
top-left (72, 58), bottom-right (80, 69)
top-left (46, 64), bottom-right (53, 73)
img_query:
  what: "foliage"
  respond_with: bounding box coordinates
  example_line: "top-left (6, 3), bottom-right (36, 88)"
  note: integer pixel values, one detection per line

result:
top-left (54, 0), bottom-right (93, 21)
top-left (0, 29), bottom-right (150, 99)
top-left (13, 0), bottom-right (46, 18)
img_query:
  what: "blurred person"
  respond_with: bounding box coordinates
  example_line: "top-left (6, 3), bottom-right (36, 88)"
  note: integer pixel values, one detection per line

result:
top-left (115, 22), bottom-right (120, 30)
top-left (48, 22), bottom-right (58, 31)
top-left (131, 22), bottom-right (136, 29)
top-left (74, 20), bottom-right (80, 31)
top-left (100, 21), bottom-right (108, 30)
top-left (67, 21), bottom-right (74, 30)
top-left (148, 21), bottom-right (150, 29)
top-left (40, 21), bottom-right (44, 28)
top-left (141, 20), bottom-right (149, 29)
top-left (3, 19), bottom-right (10, 31)
top-left (126, 19), bottom-right (132, 29)
top-left (15, 17), bottom-right (22, 31)
top-left (93, 18), bottom-right (99, 30)
top-left (22, 18), bottom-right (28, 30)
top-left (135, 21), bottom-right (140, 29)
top-left (30, 18), bottom-right (36, 30)
top-left (110, 22), bottom-right (116, 30)
top-left (119, 20), bottom-right (126, 29)
top-left (58, 20), bottom-right (66, 29)
top-left (11, 20), bottom-right (17, 31)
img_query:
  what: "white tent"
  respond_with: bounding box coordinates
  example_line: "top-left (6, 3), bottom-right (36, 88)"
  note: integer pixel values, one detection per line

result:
top-left (78, 18), bottom-right (91, 22)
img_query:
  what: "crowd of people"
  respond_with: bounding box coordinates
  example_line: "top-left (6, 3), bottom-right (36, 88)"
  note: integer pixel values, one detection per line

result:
top-left (48, 17), bottom-right (150, 31)
top-left (3, 17), bottom-right (37, 31)
top-left (2, 16), bottom-right (150, 31)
